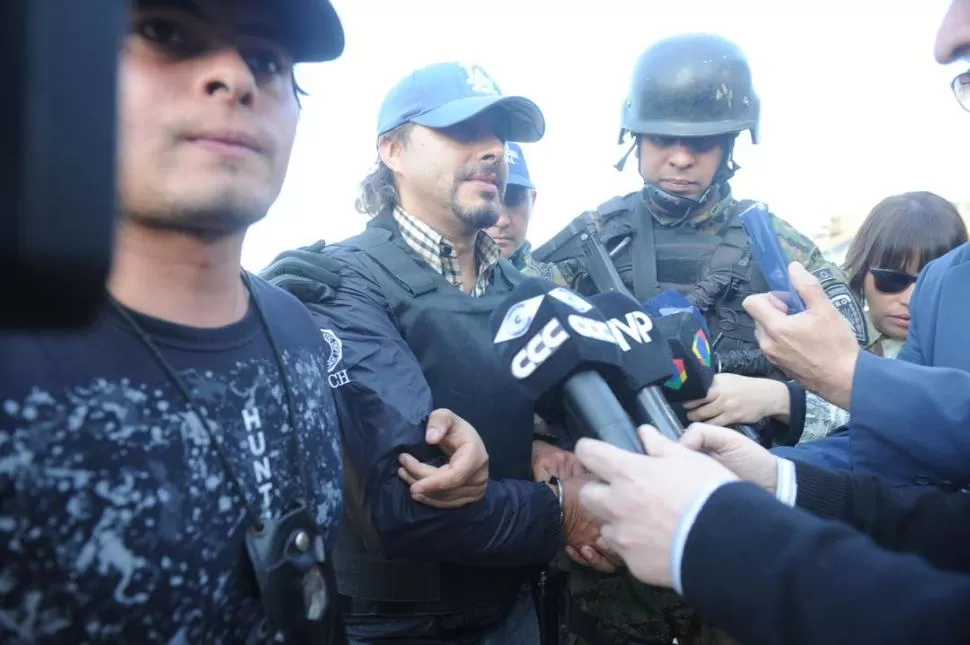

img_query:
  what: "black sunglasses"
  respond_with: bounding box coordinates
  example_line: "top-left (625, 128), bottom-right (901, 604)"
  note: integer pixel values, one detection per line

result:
top-left (870, 268), bottom-right (917, 294)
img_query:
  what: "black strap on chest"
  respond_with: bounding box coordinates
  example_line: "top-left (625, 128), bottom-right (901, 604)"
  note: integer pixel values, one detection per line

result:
top-left (630, 193), bottom-right (660, 302)
top-left (707, 200), bottom-right (757, 285)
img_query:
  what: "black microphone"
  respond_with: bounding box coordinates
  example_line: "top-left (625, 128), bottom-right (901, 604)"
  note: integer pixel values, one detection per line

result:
top-left (586, 292), bottom-right (685, 441)
top-left (654, 311), bottom-right (762, 443)
top-left (490, 278), bottom-right (644, 454)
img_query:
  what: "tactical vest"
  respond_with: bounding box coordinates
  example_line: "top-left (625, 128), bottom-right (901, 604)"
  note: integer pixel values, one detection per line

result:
top-left (331, 216), bottom-right (538, 618)
top-left (588, 192), bottom-right (771, 355)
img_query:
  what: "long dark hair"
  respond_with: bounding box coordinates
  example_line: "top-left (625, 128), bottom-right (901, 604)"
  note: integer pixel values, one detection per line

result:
top-left (842, 191), bottom-right (967, 300)
top-left (355, 124), bottom-right (412, 217)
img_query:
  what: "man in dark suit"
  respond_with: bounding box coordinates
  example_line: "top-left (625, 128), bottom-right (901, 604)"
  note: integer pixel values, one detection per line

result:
top-left (572, 424), bottom-right (970, 645)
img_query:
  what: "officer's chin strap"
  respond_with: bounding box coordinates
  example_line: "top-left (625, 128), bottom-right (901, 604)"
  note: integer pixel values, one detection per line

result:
top-left (614, 129), bottom-right (637, 171)
top-left (613, 131), bottom-right (742, 224)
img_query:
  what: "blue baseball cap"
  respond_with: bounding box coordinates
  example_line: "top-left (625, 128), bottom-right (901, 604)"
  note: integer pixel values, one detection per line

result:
top-left (377, 62), bottom-right (545, 143)
top-left (505, 142), bottom-right (534, 189)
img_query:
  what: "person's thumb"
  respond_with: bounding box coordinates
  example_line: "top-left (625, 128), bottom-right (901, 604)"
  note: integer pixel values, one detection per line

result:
top-left (679, 423), bottom-right (740, 456)
top-left (637, 424), bottom-right (679, 457)
top-left (425, 409), bottom-right (457, 444)
top-left (789, 262), bottom-right (827, 309)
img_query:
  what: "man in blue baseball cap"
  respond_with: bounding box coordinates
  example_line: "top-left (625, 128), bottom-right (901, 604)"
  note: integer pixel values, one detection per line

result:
top-left (264, 60), bottom-right (618, 645)
top-left (486, 142), bottom-right (565, 286)
top-left (487, 142), bottom-right (537, 263)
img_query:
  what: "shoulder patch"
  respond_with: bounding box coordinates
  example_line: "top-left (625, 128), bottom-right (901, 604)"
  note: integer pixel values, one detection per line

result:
top-left (823, 281), bottom-right (869, 345)
top-left (813, 266), bottom-right (837, 284)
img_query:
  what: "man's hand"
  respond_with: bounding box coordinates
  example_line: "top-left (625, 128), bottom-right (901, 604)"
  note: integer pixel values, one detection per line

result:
top-left (397, 409), bottom-right (489, 509)
top-left (559, 474), bottom-right (624, 574)
top-left (743, 262), bottom-right (860, 409)
top-left (682, 373), bottom-right (790, 426)
top-left (679, 423), bottom-right (780, 493)
top-left (575, 426), bottom-right (738, 588)
top-left (532, 440), bottom-right (586, 481)
top-left (260, 241), bottom-right (342, 303)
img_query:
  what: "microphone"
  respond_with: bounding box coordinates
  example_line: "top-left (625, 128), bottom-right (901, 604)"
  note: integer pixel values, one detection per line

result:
top-left (641, 288), bottom-right (712, 338)
top-left (586, 292), bottom-right (685, 441)
top-left (654, 311), bottom-right (762, 443)
top-left (490, 278), bottom-right (645, 454)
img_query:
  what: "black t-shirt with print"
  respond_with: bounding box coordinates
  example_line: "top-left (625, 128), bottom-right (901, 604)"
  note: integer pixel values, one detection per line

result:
top-left (0, 276), bottom-right (343, 644)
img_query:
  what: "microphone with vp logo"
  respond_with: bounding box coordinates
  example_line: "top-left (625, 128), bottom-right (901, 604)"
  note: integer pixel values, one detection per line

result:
top-left (587, 292), bottom-right (684, 441)
top-left (490, 278), bottom-right (644, 454)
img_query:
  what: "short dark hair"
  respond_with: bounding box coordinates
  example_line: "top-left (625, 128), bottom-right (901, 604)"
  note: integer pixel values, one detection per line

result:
top-left (355, 123), bottom-right (413, 217)
top-left (842, 191), bottom-right (968, 299)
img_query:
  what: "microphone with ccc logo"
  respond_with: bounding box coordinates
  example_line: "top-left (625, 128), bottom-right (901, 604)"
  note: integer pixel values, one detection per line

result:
top-left (489, 278), bottom-right (645, 455)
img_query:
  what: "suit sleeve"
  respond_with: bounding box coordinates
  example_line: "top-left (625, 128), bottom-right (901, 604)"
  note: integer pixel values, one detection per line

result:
top-left (847, 256), bottom-right (970, 485)
top-left (681, 481), bottom-right (970, 645)
top-left (793, 462), bottom-right (970, 573)
top-left (305, 254), bottom-right (562, 566)
top-left (771, 427), bottom-right (853, 471)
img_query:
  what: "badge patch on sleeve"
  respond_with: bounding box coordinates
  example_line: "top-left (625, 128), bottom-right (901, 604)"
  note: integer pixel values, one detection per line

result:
top-left (822, 282), bottom-right (869, 345)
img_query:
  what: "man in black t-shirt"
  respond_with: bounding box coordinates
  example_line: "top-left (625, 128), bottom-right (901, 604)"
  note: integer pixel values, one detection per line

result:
top-left (0, 1), bottom-right (348, 643)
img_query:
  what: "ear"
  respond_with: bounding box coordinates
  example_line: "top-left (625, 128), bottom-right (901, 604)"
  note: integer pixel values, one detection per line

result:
top-left (379, 133), bottom-right (407, 174)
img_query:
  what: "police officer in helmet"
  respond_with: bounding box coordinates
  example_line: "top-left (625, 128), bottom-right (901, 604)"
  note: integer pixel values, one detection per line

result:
top-left (549, 33), bottom-right (869, 645)
top-left (552, 33), bottom-right (868, 446)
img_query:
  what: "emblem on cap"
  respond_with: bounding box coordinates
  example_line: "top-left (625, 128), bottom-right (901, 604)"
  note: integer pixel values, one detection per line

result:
top-left (505, 146), bottom-right (520, 165)
top-left (458, 62), bottom-right (499, 95)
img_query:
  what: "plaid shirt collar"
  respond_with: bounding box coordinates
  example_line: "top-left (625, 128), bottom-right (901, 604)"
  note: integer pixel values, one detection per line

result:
top-left (393, 207), bottom-right (502, 297)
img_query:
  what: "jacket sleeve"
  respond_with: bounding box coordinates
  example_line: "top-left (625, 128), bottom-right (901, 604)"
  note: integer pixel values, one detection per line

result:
top-left (681, 481), bottom-right (970, 645)
top-left (305, 253), bottom-right (562, 566)
top-left (847, 256), bottom-right (970, 486)
top-left (793, 462), bottom-right (970, 573)
top-left (771, 426), bottom-right (853, 471)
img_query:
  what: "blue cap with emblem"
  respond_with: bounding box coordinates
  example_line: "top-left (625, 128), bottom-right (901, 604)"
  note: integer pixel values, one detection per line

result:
top-left (376, 62), bottom-right (546, 143)
top-left (505, 142), bottom-right (534, 189)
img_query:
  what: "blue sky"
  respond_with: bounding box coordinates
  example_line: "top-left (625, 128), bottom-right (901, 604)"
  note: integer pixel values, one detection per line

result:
top-left (242, 0), bottom-right (968, 271)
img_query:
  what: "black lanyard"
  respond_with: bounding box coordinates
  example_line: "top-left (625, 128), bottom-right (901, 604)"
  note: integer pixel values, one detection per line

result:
top-left (109, 272), bottom-right (309, 529)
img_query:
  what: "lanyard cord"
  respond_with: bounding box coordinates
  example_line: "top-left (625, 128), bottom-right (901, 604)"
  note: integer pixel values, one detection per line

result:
top-left (108, 273), bottom-right (310, 530)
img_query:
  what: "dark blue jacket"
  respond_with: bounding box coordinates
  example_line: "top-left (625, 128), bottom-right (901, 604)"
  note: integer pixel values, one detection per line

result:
top-left (773, 242), bottom-right (970, 487)
top-left (682, 481), bottom-right (970, 645)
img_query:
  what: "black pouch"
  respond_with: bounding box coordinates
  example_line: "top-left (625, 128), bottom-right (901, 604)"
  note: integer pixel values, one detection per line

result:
top-left (246, 505), bottom-right (347, 644)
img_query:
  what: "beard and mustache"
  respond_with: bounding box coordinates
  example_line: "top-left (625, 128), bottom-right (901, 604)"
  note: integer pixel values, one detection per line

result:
top-left (448, 160), bottom-right (507, 231)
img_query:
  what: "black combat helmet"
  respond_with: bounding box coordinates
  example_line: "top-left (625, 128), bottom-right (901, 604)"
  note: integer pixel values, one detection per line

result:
top-left (621, 33), bottom-right (760, 145)
top-left (617, 34), bottom-right (760, 221)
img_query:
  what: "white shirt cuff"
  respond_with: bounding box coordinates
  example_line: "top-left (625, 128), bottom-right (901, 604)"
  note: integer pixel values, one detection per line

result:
top-left (669, 481), bottom-right (731, 596)
top-left (775, 457), bottom-right (798, 507)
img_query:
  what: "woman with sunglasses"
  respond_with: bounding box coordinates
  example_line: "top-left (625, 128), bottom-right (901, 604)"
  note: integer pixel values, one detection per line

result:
top-left (686, 191), bottom-right (967, 444)
top-left (843, 191), bottom-right (968, 358)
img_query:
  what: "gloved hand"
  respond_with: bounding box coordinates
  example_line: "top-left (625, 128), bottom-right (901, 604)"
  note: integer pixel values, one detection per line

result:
top-left (261, 240), bottom-right (342, 303)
